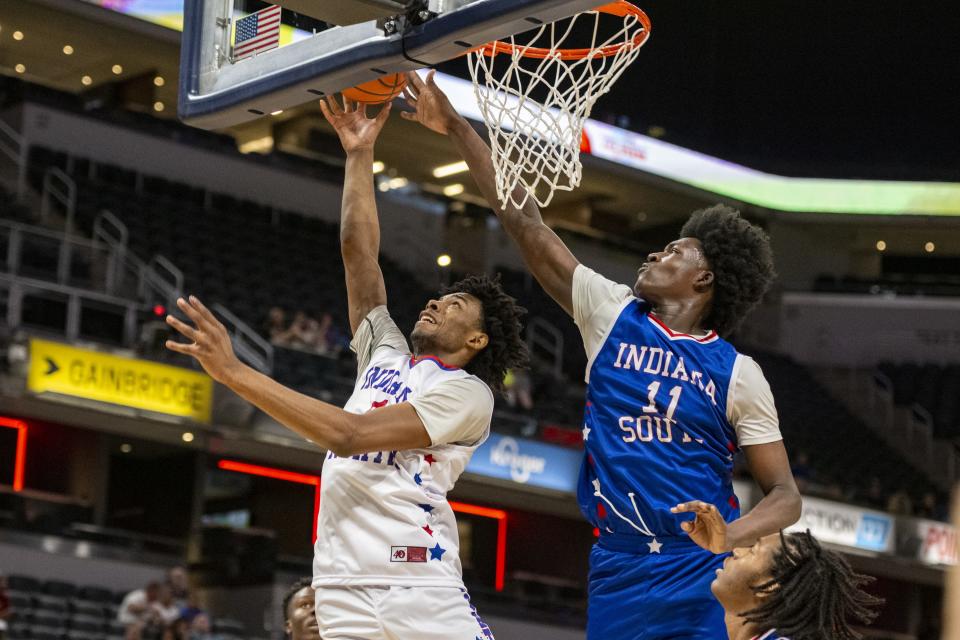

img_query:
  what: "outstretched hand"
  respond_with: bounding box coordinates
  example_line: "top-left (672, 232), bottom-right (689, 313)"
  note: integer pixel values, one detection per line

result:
top-left (672, 500), bottom-right (731, 554)
top-left (165, 296), bottom-right (243, 384)
top-left (401, 70), bottom-right (462, 135)
top-left (319, 95), bottom-right (391, 153)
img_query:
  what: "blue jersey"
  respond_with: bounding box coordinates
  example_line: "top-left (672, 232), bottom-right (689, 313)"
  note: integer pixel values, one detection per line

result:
top-left (572, 266), bottom-right (782, 639)
top-left (577, 296), bottom-right (742, 540)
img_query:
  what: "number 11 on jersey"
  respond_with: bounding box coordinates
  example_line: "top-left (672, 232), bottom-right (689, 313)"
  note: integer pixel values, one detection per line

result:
top-left (620, 382), bottom-right (686, 444)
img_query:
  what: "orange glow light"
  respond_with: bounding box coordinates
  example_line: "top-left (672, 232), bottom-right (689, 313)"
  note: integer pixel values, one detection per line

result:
top-left (217, 460), bottom-right (509, 589)
top-left (217, 459), bottom-right (321, 542)
top-left (451, 500), bottom-right (508, 592)
top-left (0, 417), bottom-right (28, 491)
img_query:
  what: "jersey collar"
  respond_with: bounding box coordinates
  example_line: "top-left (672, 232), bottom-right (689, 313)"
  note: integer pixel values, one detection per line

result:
top-left (647, 313), bottom-right (718, 344)
top-left (409, 355), bottom-right (460, 371)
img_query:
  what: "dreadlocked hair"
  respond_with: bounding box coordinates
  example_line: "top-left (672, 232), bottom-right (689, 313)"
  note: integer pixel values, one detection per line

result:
top-left (742, 530), bottom-right (884, 640)
top-left (679, 204), bottom-right (776, 337)
top-left (441, 273), bottom-right (529, 392)
top-left (281, 576), bottom-right (313, 623)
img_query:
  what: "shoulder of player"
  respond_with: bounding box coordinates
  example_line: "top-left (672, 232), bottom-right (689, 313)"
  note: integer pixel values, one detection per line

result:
top-left (428, 369), bottom-right (495, 406)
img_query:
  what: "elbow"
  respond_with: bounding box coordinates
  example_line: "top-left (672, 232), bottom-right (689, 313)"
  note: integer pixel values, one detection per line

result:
top-left (327, 416), bottom-right (359, 458)
top-left (784, 486), bottom-right (803, 526)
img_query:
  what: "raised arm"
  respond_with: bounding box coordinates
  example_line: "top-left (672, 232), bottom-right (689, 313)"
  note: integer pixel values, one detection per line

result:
top-left (402, 71), bottom-right (580, 315)
top-left (319, 97), bottom-right (391, 335)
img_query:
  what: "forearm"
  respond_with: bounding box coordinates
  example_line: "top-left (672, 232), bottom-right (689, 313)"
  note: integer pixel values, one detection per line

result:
top-left (340, 148), bottom-right (380, 253)
top-left (223, 363), bottom-right (355, 454)
top-left (726, 484), bottom-right (802, 549)
top-left (447, 117), bottom-right (578, 312)
top-left (447, 117), bottom-right (543, 230)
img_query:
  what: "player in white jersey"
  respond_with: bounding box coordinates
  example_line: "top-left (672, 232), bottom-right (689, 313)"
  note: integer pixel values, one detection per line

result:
top-left (683, 503), bottom-right (882, 640)
top-left (165, 96), bottom-right (528, 639)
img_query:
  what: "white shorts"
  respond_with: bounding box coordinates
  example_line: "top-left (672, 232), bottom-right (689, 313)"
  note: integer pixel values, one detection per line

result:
top-left (314, 585), bottom-right (494, 640)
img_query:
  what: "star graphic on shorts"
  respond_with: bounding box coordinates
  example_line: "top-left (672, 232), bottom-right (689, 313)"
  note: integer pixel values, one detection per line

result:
top-left (422, 525), bottom-right (434, 536)
top-left (414, 473), bottom-right (422, 485)
top-left (582, 425), bottom-right (591, 441)
top-left (429, 543), bottom-right (446, 560)
top-left (418, 503), bottom-right (434, 513)
top-left (423, 454), bottom-right (436, 465)
top-left (647, 538), bottom-right (663, 554)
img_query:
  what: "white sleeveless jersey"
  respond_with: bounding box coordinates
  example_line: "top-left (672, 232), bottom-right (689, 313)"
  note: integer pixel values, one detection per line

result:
top-left (312, 306), bottom-right (494, 588)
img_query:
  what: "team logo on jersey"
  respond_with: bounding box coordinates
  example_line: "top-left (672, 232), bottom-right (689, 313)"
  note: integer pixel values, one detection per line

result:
top-left (390, 546), bottom-right (427, 562)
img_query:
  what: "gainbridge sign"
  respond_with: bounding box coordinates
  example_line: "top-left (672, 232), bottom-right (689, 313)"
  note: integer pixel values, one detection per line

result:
top-left (27, 339), bottom-right (213, 423)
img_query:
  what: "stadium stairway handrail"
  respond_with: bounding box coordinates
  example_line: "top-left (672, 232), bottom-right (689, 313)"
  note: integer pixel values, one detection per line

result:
top-left (0, 118), bottom-right (27, 198)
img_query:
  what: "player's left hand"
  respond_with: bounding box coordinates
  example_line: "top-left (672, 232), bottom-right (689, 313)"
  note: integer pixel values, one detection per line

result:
top-left (165, 296), bottom-right (243, 384)
top-left (319, 95), bottom-right (392, 154)
top-left (671, 500), bottom-right (730, 554)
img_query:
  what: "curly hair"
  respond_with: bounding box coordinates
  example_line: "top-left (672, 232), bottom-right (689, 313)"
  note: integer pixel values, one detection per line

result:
top-left (441, 273), bottom-right (530, 392)
top-left (742, 531), bottom-right (883, 640)
top-left (679, 204), bottom-right (776, 337)
top-left (281, 576), bottom-right (313, 623)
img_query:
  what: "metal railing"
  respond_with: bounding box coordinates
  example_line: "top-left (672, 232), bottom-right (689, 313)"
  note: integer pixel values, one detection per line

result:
top-left (0, 118), bottom-right (27, 198)
top-left (214, 302), bottom-right (274, 374)
top-left (1, 215), bottom-right (273, 374)
top-left (526, 316), bottom-right (564, 379)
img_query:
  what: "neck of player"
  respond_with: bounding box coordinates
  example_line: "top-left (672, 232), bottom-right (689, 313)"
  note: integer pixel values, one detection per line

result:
top-left (647, 294), bottom-right (711, 336)
top-left (725, 612), bottom-right (763, 640)
top-left (410, 338), bottom-right (472, 370)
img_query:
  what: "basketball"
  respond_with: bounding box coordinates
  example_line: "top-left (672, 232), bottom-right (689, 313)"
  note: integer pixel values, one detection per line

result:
top-left (341, 73), bottom-right (407, 104)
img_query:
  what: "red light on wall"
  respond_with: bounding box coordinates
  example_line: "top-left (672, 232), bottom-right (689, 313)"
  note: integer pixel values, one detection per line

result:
top-left (450, 501), bottom-right (508, 593)
top-left (153, 304), bottom-right (167, 317)
top-left (217, 460), bottom-right (510, 591)
top-left (218, 459), bottom-right (320, 486)
top-left (217, 459), bottom-right (321, 542)
top-left (0, 417), bottom-right (28, 491)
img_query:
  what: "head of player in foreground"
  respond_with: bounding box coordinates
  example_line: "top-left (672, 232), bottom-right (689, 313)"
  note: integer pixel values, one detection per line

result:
top-left (634, 204), bottom-right (776, 337)
top-left (409, 273), bottom-right (528, 391)
top-left (712, 530), bottom-right (883, 640)
top-left (283, 578), bottom-right (320, 640)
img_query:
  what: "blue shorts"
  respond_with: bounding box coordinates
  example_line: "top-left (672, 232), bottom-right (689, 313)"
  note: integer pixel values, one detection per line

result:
top-left (587, 536), bottom-right (727, 640)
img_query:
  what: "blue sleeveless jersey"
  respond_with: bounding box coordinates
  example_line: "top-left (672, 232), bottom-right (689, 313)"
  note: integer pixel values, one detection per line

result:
top-left (577, 297), bottom-right (742, 541)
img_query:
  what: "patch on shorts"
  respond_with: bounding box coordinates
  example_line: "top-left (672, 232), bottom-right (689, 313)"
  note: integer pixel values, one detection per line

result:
top-left (390, 546), bottom-right (427, 562)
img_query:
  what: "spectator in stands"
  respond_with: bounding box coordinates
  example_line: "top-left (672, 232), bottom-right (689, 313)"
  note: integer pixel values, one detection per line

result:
top-left (710, 529), bottom-right (882, 640)
top-left (886, 488), bottom-right (914, 516)
top-left (917, 491), bottom-right (948, 521)
top-left (857, 476), bottom-right (886, 510)
top-left (789, 450), bottom-right (813, 492)
top-left (183, 612), bottom-right (221, 640)
top-left (503, 368), bottom-right (534, 412)
top-left (265, 307), bottom-right (293, 347)
top-left (286, 311), bottom-right (323, 352)
top-left (282, 578), bottom-right (320, 640)
top-left (165, 566), bottom-right (190, 609)
top-left (0, 573), bottom-right (10, 640)
top-left (118, 581), bottom-right (180, 640)
top-left (119, 581), bottom-right (160, 639)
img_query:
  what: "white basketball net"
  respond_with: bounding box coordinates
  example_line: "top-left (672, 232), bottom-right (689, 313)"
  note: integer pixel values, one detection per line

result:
top-left (468, 4), bottom-right (650, 209)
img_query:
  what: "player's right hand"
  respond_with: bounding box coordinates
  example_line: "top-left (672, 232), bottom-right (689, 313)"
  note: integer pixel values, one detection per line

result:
top-left (400, 70), bottom-right (462, 135)
top-left (672, 500), bottom-right (730, 554)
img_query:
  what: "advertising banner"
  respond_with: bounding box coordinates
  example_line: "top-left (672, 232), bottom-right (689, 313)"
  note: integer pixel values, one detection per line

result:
top-left (28, 338), bottom-right (213, 423)
top-left (786, 496), bottom-right (894, 553)
top-left (466, 433), bottom-right (582, 493)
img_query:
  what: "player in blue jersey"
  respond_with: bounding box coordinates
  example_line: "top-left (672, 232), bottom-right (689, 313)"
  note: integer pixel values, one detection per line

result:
top-left (691, 507), bottom-right (882, 640)
top-left (403, 70), bottom-right (803, 639)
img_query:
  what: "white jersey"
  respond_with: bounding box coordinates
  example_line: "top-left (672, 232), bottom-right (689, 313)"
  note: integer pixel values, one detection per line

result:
top-left (313, 306), bottom-right (494, 588)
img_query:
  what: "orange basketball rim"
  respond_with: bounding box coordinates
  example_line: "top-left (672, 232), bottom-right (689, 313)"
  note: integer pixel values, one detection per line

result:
top-left (473, 1), bottom-right (651, 60)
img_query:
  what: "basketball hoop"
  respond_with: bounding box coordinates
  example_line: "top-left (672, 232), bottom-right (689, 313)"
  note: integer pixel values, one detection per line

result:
top-left (468, 2), bottom-right (651, 209)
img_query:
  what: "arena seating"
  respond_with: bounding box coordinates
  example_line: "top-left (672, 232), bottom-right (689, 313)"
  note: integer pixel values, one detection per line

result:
top-left (877, 361), bottom-right (960, 439)
top-left (814, 273), bottom-right (960, 297)
top-left (750, 350), bottom-right (941, 508)
top-left (4, 574), bottom-right (246, 640)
